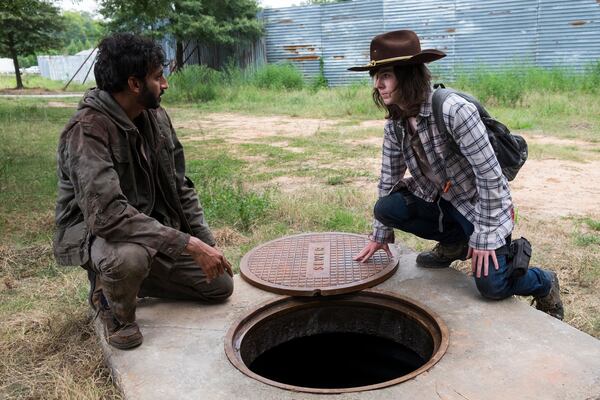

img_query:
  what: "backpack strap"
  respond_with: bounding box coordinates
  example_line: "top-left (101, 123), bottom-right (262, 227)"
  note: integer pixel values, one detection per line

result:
top-left (432, 85), bottom-right (461, 154)
top-left (432, 84), bottom-right (492, 154)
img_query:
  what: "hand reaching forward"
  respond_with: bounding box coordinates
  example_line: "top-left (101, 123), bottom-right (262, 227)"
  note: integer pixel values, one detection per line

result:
top-left (353, 240), bottom-right (392, 263)
top-left (186, 236), bottom-right (233, 282)
top-left (467, 247), bottom-right (499, 278)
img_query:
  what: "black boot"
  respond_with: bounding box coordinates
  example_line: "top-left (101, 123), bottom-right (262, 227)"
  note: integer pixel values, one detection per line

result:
top-left (416, 241), bottom-right (469, 268)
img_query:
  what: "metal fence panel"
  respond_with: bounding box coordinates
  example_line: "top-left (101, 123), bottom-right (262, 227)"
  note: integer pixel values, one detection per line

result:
top-left (321, 0), bottom-right (383, 85)
top-left (37, 50), bottom-right (97, 84)
top-left (264, 5), bottom-right (323, 78)
top-left (537, 0), bottom-right (600, 71)
top-left (454, 0), bottom-right (539, 70)
top-left (383, 0), bottom-right (456, 78)
top-left (261, 0), bottom-right (599, 85)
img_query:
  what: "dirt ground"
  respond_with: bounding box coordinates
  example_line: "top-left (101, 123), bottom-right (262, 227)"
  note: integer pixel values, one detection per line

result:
top-left (176, 113), bottom-right (600, 219)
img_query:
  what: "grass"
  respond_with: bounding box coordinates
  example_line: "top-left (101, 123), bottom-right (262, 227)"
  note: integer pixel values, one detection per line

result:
top-left (0, 74), bottom-right (91, 92)
top-left (1, 65), bottom-right (600, 398)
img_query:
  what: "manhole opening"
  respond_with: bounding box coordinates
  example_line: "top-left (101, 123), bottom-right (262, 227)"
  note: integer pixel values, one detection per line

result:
top-left (226, 291), bottom-right (448, 394)
top-left (249, 332), bottom-right (426, 389)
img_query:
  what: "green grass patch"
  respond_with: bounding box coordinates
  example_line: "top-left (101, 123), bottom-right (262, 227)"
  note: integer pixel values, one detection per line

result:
top-left (0, 74), bottom-right (92, 92)
top-left (326, 175), bottom-right (345, 185)
top-left (453, 62), bottom-right (600, 107)
top-left (0, 100), bottom-right (71, 243)
top-left (185, 154), bottom-right (272, 231)
top-left (324, 208), bottom-right (370, 232)
top-left (572, 217), bottom-right (600, 247)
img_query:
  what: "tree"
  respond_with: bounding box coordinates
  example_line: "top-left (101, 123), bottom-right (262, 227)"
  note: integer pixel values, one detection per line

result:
top-left (99, 0), bottom-right (264, 71)
top-left (61, 11), bottom-right (105, 55)
top-left (0, 0), bottom-right (65, 89)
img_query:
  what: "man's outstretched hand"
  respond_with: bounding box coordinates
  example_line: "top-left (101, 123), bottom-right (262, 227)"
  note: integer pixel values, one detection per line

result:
top-left (353, 240), bottom-right (392, 263)
top-left (186, 236), bottom-right (233, 282)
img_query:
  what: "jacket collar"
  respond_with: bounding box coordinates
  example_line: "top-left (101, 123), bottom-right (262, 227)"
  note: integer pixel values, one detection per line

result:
top-left (79, 88), bottom-right (141, 133)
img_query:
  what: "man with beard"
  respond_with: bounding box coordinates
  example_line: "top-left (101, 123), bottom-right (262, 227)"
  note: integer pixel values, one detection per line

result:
top-left (53, 33), bottom-right (233, 349)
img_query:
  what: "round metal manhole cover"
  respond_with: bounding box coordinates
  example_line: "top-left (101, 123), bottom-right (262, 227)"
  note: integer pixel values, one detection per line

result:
top-left (240, 232), bottom-right (398, 296)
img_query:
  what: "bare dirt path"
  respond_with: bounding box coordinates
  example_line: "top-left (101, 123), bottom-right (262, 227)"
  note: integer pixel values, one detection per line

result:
top-left (179, 113), bottom-right (600, 219)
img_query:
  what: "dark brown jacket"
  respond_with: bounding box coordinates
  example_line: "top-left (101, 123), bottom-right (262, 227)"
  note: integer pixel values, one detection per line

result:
top-left (54, 89), bottom-right (215, 266)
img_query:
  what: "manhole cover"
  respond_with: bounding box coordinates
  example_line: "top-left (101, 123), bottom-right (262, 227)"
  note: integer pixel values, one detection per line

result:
top-left (240, 232), bottom-right (398, 296)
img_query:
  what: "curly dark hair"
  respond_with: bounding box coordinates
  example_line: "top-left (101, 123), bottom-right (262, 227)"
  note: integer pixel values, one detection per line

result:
top-left (370, 64), bottom-right (431, 120)
top-left (94, 33), bottom-right (165, 93)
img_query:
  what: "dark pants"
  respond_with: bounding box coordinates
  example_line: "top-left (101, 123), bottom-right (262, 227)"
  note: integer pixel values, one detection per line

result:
top-left (88, 237), bottom-right (233, 323)
top-left (374, 191), bottom-right (551, 300)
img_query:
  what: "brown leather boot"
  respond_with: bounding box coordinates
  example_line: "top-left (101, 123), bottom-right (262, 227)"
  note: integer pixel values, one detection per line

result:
top-left (99, 307), bottom-right (143, 350)
top-left (533, 271), bottom-right (564, 320)
top-left (416, 241), bottom-right (469, 268)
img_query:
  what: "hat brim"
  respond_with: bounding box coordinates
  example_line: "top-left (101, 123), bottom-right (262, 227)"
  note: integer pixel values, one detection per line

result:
top-left (348, 50), bottom-right (446, 72)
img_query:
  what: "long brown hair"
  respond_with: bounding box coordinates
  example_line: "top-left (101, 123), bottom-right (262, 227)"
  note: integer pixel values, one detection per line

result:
top-left (370, 64), bottom-right (431, 120)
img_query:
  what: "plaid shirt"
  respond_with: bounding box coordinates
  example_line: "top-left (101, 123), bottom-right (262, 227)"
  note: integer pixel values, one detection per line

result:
top-left (372, 90), bottom-right (514, 250)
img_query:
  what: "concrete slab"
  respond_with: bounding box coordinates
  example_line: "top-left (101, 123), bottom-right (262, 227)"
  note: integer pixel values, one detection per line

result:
top-left (97, 243), bottom-right (600, 400)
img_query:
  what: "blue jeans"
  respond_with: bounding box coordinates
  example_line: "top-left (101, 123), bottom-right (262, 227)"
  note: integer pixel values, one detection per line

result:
top-left (374, 191), bottom-right (552, 299)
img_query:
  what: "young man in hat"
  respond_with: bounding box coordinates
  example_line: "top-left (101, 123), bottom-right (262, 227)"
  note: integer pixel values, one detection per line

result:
top-left (351, 30), bottom-right (563, 320)
top-left (53, 33), bottom-right (234, 349)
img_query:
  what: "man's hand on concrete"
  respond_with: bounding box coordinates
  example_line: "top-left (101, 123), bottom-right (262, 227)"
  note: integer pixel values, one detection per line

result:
top-left (353, 240), bottom-right (392, 263)
top-left (467, 247), bottom-right (499, 278)
top-left (186, 236), bottom-right (233, 282)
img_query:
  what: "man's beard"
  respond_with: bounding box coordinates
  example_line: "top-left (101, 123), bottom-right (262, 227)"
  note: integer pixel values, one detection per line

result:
top-left (138, 84), bottom-right (163, 109)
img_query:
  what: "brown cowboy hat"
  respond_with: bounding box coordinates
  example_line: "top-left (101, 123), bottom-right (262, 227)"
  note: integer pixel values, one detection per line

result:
top-left (348, 30), bottom-right (446, 72)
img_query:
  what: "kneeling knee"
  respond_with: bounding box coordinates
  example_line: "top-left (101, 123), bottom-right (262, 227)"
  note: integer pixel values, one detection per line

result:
top-left (374, 195), bottom-right (408, 225)
top-left (202, 273), bottom-right (234, 302)
top-left (475, 277), bottom-right (510, 300)
top-left (107, 243), bottom-right (151, 280)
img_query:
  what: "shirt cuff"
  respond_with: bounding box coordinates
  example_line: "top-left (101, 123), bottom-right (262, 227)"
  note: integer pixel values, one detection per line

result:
top-left (371, 227), bottom-right (395, 244)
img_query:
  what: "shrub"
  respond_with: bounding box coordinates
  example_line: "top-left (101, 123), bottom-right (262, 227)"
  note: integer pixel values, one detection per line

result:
top-left (311, 57), bottom-right (328, 91)
top-left (455, 67), bottom-right (524, 106)
top-left (250, 62), bottom-right (304, 90)
top-left (582, 60), bottom-right (600, 93)
top-left (166, 65), bottom-right (220, 102)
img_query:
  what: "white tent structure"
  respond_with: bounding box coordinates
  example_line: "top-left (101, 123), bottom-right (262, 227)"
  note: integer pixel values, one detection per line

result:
top-left (0, 58), bottom-right (15, 74)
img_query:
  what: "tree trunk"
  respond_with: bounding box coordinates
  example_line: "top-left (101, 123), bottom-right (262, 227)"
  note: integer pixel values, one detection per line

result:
top-left (175, 40), bottom-right (184, 72)
top-left (8, 35), bottom-right (23, 89)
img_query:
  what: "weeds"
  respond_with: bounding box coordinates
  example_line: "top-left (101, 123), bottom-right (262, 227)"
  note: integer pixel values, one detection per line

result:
top-left (572, 217), bottom-right (600, 247)
top-left (251, 62), bottom-right (304, 90)
top-left (186, 155), bottom-right (272, 231)
top-left (454, 62), bottom-right (600, 107)
top-left (166, 65), bottom-right (220, 102)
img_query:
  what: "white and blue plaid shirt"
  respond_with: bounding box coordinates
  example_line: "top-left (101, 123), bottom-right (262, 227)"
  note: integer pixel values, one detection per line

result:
top-left (372, 90), bottom-right (514, 250)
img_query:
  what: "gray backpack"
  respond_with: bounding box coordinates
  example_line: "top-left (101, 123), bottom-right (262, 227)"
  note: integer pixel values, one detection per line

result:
top-left (431, 83), bottom-right (528, 181)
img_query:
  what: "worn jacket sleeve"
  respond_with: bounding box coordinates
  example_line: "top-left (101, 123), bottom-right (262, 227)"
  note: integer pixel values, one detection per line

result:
top-left (65, 119), bottom-right (189, 260)
top-left (166, 115), bottom-right (216, 246)
top-left (371, 120), bottom-right (409, 244)
top-left (446, 99), bottom-right (511, 250)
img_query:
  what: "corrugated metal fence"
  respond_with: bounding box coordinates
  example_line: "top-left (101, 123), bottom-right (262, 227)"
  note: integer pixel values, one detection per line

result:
top-left (38, 50), bottom-right (98, 84)
top-left (38, 0), bottom-right (599, 86)
top-left (263, 0), bottom-right (600, 85)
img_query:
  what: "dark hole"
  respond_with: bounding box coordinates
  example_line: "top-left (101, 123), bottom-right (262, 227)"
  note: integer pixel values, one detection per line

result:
top-left (248, 332), bottom-right (426, 389)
